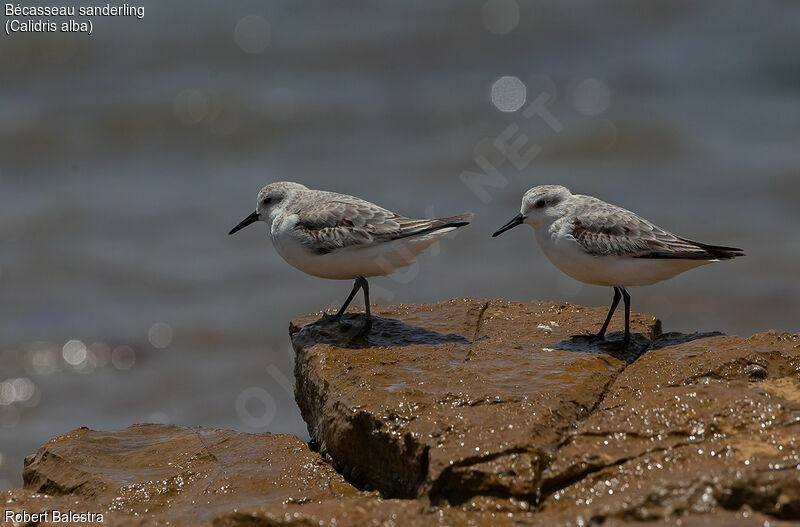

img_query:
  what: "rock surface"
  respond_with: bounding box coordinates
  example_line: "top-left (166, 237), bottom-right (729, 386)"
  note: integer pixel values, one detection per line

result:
top-left (291, 297), bottom-right (800, 523)
top-left (5, 424), bottom-right (544, 526)
top-left (8, 424), bottom-right (358, 526)
top-left (291, 297), bottom-right (659, 502)
top-left (6, 297), bottom-right (800, 526)
top-left (540, 331), bottom-right (800, 523)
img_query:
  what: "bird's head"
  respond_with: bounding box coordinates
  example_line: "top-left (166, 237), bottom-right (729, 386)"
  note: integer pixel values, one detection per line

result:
top-left (492, 185), bottom-right (572, 236)
top-left (229, 181), bottom-right (308, 235)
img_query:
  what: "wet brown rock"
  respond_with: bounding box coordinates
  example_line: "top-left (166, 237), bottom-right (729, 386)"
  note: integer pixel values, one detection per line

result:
top-left (292, 298), bottom-right (800, 523)
top-left (18, 424), bottom-right (358, 525)
top-left (540, 331), bottom-right (800, 523)
top-left (9, 299), bottom-right (800, 526)
top-left (290, 297), bottom-right (660, 503)
top-left (8, 424), bottom-right (545, 527)
top-left (214, 497), bottom-right (543, 527)
top-left (601, 510), bottom-right (800, 526)
top-left (2, 489), bottom-right (139, 527)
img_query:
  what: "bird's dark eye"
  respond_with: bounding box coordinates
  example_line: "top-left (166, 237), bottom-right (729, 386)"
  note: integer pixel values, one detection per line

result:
top-left (534, 199), bottom-right (547, 209)
top-left (261, 196), bottom-right (272, 206)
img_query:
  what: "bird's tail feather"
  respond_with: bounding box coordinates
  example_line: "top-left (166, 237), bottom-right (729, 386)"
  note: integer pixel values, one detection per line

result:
top-left (434, 212), bottom-right (473, 229)
top-left (679, 237), bottom-right (745, 259)
top-left (391, 212), bottom-right (472, 241)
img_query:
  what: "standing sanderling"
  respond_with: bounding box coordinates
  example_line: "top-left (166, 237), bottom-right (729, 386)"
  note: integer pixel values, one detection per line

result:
top-left (230, 182), bottom-right (472, 333)
top-left (492, 185), bottom-right (744, 348)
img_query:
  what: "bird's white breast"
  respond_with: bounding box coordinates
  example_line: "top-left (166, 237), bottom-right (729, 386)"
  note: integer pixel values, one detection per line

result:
top-left (533, 224), bottom-right (710, 287)
top-left (268, 214), bottom-right (450, 280)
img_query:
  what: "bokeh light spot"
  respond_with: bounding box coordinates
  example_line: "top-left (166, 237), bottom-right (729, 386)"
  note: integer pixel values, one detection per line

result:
top-left (62, 340), bottom-right (87, 367)
top-left (10, 378), bottom-right (35, 403)
top-left (234, 14), bottom-right (271, 54)
top-left (491, 76), bottom-right (527, 112)
top-left (29, 344), bottom-right (59, 375)
top-left (236, 387), bottom-right (277, 429)
top-left (111, 346), bottom-right (136, 370)
top-left (0, 382), bottom-right (14, 406)
top-left (89, 342), bottom-right (111, 368)
top-left (571, 78), bottom-right (611, 115)
top-left (148, 322), bottom-right (173, 349)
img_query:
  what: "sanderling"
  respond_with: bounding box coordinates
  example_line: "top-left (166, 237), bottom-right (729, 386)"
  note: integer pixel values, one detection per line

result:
top-left (492, 185), bottom-right (744, 348)
top-left (229, 182), bottom-right (472, 333)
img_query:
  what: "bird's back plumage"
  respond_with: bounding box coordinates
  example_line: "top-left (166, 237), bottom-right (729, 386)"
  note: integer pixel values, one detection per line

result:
top-left (560, 196), bottom-right (744, 261)
top-left (290, 189), bottom-right (471, 255)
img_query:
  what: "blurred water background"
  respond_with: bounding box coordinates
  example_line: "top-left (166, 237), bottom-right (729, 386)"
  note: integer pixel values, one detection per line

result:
top-left (2, 0), bottom-right (799, 488)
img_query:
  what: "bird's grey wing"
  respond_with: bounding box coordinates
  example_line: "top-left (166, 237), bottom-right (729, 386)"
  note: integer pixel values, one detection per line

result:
top-left (294, 193), bottom-right (471, 254)
top-left (292, 197), bottom-right (399, 254)
top-left (566, 203), bottom-right (718, 259)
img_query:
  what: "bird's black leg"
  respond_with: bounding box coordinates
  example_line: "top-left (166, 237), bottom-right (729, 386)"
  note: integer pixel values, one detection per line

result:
top-left (357, 276), bottom-right (372, 333)
top-left (620, 286), bottom-right (631, 348)
top-left (329, 279), bottom-right (362, 322)
top-left (595, 286), bottom-right (622, 340)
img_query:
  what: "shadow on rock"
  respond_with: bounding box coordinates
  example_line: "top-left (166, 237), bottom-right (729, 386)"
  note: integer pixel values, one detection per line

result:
top-left (550, 331), bottom-right (724, 363)
top-left (550, 332), bottom-right (650, 363)
top-left (293, 313), bottom-right (471, 349)
top-left (649, 330), bottom-right (725, 350)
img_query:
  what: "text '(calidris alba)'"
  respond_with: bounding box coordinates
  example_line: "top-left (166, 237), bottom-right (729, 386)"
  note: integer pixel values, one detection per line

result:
top-left (492, 185), bottom-right (744, 348)
top-left (230, 182), bottom-right (472, 334)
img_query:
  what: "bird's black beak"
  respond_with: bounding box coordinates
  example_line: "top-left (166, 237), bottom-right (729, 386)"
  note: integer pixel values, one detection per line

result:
top-left (229, 211), bottom-right (260, 235)
top-left (492, 213), bottom-right (526, 237)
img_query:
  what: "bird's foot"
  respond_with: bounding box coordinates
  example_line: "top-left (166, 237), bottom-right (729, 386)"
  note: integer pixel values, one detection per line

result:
top-left (318, 312), bottom-right (342, 325)
top-left (333, 316), bottom-right (372, 343)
